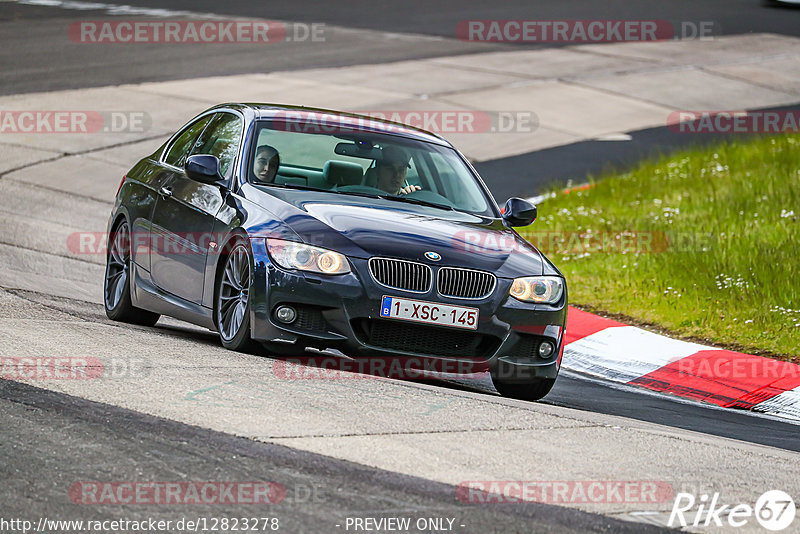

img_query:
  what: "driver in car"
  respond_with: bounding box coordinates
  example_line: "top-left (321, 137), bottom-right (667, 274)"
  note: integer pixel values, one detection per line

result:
top-left (253, 144), bottom-right (280, 183)
top-left (375, 146), bottom-right (421, 195)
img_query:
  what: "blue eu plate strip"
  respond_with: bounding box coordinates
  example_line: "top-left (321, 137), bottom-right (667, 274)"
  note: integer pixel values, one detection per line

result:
top-left (380, 296), bottom-right (392, 317)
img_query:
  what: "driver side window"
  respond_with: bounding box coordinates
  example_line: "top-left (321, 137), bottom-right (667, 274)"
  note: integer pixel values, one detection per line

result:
top-left (163, 115), bottom-right (213, 168)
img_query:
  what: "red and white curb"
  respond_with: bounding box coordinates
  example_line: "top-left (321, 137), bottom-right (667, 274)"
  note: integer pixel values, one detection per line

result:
top-left (562, 307), bottom-right (800, 422)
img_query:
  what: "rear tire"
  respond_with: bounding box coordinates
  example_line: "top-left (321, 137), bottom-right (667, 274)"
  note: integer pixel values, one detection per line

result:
top-left (493, 378), bottom-right (556, 401)
top-left (104, 220), bottom-right (160, 326)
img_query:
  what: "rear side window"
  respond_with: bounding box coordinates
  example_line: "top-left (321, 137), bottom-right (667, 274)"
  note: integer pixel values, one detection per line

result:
top-left (164, 115), bottom-right (213, 168)
top-left (190, 112), bottom-right (243, 176)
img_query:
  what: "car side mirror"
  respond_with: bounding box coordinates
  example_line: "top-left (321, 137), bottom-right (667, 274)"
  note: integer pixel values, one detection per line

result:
top-left (502, 197), bottom-right (537, 227)
top-left (185, 154), bottom-right (226, 187)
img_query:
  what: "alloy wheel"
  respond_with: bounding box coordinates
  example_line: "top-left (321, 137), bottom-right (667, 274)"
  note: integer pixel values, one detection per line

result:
top-left (104, 222), bottom-right (130, 311)
top-left (218, 245), bottom-right (250, 341)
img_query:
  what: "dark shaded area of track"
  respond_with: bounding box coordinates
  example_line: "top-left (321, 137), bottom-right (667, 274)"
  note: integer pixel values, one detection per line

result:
top-left (543, 375), bottom-right (800, 452)
top-left (0, 378), bottom-right (666, 534)
top-left (0, 2), bottom-right (503, 96)
top-left (3, 0), bottom-right (800, 95)
top-left (47, 0), bottom-right (800, 40)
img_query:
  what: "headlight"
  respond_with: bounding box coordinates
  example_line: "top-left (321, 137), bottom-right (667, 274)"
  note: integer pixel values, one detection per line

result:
top-left (266, 239), bottom-right (350, 275)
top-left (509, 276), bottom-right (564, 304)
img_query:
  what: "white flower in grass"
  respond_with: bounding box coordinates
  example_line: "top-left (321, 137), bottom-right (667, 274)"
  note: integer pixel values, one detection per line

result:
top-left (715, 274), bottom-right (749, 290)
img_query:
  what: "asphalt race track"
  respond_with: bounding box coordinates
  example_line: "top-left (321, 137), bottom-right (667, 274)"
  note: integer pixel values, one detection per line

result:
top-left (4, 0), bottom-right (800, 95)
top-left (0, 379), bottom-right (662, 534)
top-left (1, 1), bottom-right (799, 532)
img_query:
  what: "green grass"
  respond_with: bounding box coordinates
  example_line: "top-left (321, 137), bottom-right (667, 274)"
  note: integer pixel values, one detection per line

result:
top-left (520, 135), bottom-right (800, 361)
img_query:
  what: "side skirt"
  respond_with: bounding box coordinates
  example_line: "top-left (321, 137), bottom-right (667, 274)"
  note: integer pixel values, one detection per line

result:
top-left (130, 262), bottom-right (216, 330)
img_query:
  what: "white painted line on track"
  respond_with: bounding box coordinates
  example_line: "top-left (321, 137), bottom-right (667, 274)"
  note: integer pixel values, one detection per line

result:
top-left (755, 386), bottom-right (800, 421)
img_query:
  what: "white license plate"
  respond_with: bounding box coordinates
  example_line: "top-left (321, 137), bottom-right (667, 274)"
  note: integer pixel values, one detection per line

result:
top-left (379, 296), bottom-right (478, 330)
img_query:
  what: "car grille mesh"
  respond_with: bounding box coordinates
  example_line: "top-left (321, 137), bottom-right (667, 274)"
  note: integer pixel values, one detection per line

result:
top-left (369, 258), bottom-right (432, 293)
top-left (369, 258), bottom-right (495, 299)
top-left (354, 319), bottom-right (500, 359)
top-left (437, 267), bottom-right (496, 299)
top-left (294, 305), bottom-right (328, 333)
top-left (515, 334), bottom-right (542, 359)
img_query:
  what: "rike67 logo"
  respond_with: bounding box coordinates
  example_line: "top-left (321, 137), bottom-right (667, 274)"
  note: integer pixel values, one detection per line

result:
top-left (669, 490), bottom-right (796, 531)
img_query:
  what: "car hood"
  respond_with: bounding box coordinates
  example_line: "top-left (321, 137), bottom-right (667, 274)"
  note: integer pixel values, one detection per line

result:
top-left (244, 187), bottom-right (546, 278)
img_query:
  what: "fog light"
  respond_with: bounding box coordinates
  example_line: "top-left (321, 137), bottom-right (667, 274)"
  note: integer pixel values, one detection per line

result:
top-left (275, 306), bottom-right (297, 324)
top-left (538, 341), bottom-right (555, 358)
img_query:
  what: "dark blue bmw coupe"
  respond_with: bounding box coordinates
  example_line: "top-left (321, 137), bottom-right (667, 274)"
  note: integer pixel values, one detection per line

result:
top-left (104, 103), bottom-right (567, 400)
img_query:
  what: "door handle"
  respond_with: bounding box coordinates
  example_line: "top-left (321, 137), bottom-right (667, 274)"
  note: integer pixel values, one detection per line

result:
top-left (159, 186), bottom-right (173, 199)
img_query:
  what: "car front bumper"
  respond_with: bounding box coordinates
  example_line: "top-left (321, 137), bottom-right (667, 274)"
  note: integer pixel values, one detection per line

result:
top-left (248, 239), bottom-right (567, 381)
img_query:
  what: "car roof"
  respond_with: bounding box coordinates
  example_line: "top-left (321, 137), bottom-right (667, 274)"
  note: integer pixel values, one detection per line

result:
top-left (213, 103), bottom-right (452, 146)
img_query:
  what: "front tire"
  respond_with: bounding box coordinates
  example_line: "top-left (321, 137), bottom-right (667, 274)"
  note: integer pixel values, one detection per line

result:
top-left (493, 378), bottom-right (556, 401)
top-left (216, 240), bottom-right (257, 352)
top-left (104, 220), bottom-right (160, 326)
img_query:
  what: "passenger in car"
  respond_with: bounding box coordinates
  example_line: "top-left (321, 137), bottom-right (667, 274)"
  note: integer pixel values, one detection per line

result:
top-left (374, 146), bottom-right (421, 195)
top-left (253, 145), bottom-right (280, 183)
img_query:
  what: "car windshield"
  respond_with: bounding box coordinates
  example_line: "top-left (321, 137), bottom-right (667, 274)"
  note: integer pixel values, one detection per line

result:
top-left (247, 118), bottom-right (497, 217)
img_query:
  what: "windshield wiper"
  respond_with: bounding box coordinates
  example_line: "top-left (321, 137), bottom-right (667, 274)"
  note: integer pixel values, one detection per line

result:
top-left (258, 183), bottom-right (453, 211)
top-left (259, 182), bottom-right (331, 193)
top-left (334, 190), bottom-right (382, 199)
top-left (259, 183), bottom-right (381, 198)
top-left (377, 195), bottom-right (454, 211)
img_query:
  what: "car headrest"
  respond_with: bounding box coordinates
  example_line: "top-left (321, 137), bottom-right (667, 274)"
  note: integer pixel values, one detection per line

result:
top-left (363, 167), bottom-right (378, 188)
top-left (323, 160), bottom-right (363, 186)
